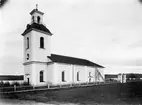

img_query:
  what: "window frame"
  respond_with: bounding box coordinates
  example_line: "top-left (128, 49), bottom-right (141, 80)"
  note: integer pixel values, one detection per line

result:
top-left (26, 37), bottom-right (29, 49)
top-left (89, 78), bottom-right (91, 83)
top-left (89, 72), bottom-right (91, 82)
top-left (32, 16), bottom-right (34, 23)
top-left (37, 16), bottom-right (40, 24)
top-left (62, 71), bottom-right (66, 82)
top-left (40, 71), bottom-right (44, 82)
top-left (26, 53), bottom-right (29, 60)
top-left (77, 71), bottom-right (80, 81)
top-left (40, 37), bottom-right (44, 49)
top-left (89, 72), bottom-right (91, 77)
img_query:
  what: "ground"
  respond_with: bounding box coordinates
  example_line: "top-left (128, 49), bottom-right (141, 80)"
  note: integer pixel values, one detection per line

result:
top-left (1, 82), bottom-right (142, 104)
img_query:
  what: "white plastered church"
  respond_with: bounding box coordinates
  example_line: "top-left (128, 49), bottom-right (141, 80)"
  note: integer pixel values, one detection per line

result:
top-left (21, 7), bottom-right (105, 86)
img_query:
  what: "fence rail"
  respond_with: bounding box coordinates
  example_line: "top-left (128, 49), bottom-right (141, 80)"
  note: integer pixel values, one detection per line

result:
top-left (0, 81), bottom-right (120, 94)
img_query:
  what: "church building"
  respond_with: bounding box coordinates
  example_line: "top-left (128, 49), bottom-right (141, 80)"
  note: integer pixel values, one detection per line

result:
top-left (21, 7), bottom-right (105, 86)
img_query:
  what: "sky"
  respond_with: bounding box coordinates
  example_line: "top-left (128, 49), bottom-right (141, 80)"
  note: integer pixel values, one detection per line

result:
top-left (1, 0), bottom-right (142, 75)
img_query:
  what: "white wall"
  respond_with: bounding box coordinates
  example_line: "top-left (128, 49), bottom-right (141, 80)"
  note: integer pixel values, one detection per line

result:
top-left (53, 63), bottom-right (72, 85)
top-left (46, 63), bottom-right (55, 84)
top-left (96, 67), bottom-right (104, 82)
top-left (31, 12), bottom-right (43, 24)
top-left (86, 66), bottom-right (95, 82)
top-left (24, 30), bottom-right (51, 63)
top-left (23, 31), bottom-right (32, 63)
top-left (73, 65), bottom-right (86, 83)
top-left (53, 63), bottom-right (104, 85)
top-left (31, 63), bottom-right (50, 86)
top-left (24, 62), bottom-right (55, 86)
top-left (24, 64), bottom-right (33, 85)
top-left (24, 62), bottom-right (104, 86)
top-left (32, 31), bottom-right (51, 62)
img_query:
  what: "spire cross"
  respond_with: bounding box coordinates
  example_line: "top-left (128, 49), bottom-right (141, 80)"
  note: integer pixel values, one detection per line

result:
top-left (36, 4), bottom-right (38, 10)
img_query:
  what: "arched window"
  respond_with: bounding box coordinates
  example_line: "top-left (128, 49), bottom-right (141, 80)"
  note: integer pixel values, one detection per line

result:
top-left (27, 78), bottom-right (29, 85)
top-left (32, 16), bottom-right (34, 23)
top-left (89, 72), bottom-right (91, 83)
top-left (40, 37), bottom-right (44, 48)
top-left (77, 72), bottom-right (79, 81)
top-left (89, 72), bottom-right (91, 77)
top-left (40, 71), bottom-right (44, 82)
top-left (37, 16), bottom-right (40, 24)
top-left (27, 37), bottom-right (29, 49)
top-left (26, 54), bottom-right (29, 60)
top-left (89, 78), bottom-right (91, 83)
top-left (62, 71), bottom-right (65, 82)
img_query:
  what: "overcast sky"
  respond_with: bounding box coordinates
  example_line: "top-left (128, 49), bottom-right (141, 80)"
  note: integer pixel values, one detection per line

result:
top-left (1, 0), bottom-right (142, 75)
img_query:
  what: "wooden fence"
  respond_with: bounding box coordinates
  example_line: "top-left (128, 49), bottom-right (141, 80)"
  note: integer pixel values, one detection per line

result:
top-left (0, 81), bottom-right (120, 94)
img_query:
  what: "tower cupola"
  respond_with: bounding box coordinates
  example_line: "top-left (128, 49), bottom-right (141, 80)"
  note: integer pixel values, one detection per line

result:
top-left (30, 4), bottom-right (44, 24)
top-left (21, 4), bottom-right (52, 36)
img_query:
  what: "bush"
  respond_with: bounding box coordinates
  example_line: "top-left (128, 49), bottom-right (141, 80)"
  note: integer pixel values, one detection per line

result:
top-left (11, 82), bottom-right (20, 86)
top-left (3, 82), bottom-right (10, 87)
top-left (21, 82), bottom-right (29, 86)
top-left (0, 81), bottom-right (4, 87)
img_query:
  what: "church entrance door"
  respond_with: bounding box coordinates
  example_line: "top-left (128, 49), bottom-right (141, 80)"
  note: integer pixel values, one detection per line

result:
top-left (27, 78), bottom-right (29, 85)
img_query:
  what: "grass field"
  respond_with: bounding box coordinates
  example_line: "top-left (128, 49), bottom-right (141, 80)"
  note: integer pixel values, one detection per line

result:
top-left (1, 82), bottom-right (142, 104)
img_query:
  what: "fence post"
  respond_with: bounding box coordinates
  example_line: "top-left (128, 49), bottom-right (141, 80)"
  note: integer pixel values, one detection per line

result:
top-left (70, 83), bottom-right (72, 87)
top-left (14, 85), bottom-right (16, 91)
top-left (48, 84), bottom-right (50, 89)
top-left (79, 82), bottom-right (80, 87)
top-left (33, 85), bottom-right (34, 90)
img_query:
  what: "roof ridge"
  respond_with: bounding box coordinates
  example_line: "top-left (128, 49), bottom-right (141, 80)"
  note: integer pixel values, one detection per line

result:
top-left (51, 53), bottom-right (87, 61)
top-left (22, 23), bottom-right (52, 36)
top-left (48, 54), bottom-right (104, 68)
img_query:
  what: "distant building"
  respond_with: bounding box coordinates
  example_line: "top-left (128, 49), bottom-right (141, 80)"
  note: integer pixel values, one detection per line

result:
top-left (21, 7), bottom-right (105, 86)
top-left (0, 75), bottom-right (24, 84)
top-left (105, 73), bottom-right (142, 83)
top-left (118, 74), bottom-right (126, 83)
top-left (105, 74), bottom-right (118, 82)
top-left (105, 74), bottom-right (128, 83)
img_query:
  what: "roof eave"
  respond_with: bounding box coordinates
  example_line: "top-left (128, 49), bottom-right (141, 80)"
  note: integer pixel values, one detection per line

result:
top-left (30, 9), bottom-right (44, 15)
top-left (95, 65), bottom-right (105, 68)
top-left (21, 28), bottom-right (53, 36)
top-left (97, 65), bottom-right (105, 68)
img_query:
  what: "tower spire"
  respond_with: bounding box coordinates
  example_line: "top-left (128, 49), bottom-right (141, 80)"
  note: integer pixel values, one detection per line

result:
top-left (36, 4), bottom-right (38, 10)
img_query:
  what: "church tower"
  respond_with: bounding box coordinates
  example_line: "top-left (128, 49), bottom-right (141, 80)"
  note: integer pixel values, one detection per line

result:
top-left (21, 5), bottom-right (52, 86)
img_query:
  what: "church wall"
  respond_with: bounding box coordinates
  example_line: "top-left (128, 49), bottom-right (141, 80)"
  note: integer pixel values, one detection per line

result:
top-left (96, 67), bottom-right (104, 82)
top-left (52, 63), bottom-right (104, 85)
top-left (24, 31), bottom-right (33, 63)
top-left (53, 63), bottom-right (72, 85)
top-left (86, 66), bottom-right (96, 83)
top-left (31, 63), bottom-right (49, 86)
top-left (24, 64), bottom-right (33, 85)
top-left (32, 31), bottom-right (51, 62)
top-left (31, 12), bottom-right (43, 24)
top-left (73, 65), bottom-right (86, 84)
top-left (24, 63), bottom-right (55, 86)
top-left (22, 8), bottom-right (105, 87)
top-left (46, 63), bottom-right (55, 84)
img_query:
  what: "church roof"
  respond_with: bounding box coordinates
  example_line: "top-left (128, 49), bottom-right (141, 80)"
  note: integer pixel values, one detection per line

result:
top-left (22, 23), bottom-right (52, 36)
top-left (48, 54), bottom-right (104, 68)
top-left (30, 9), bottom-right (44, 15)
